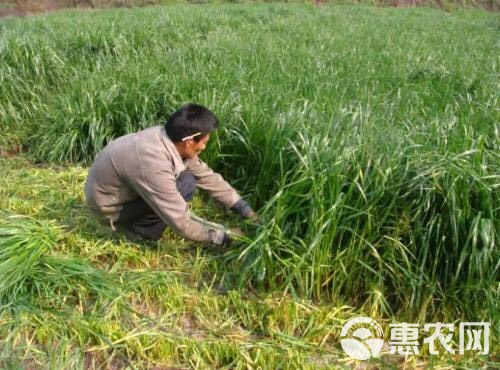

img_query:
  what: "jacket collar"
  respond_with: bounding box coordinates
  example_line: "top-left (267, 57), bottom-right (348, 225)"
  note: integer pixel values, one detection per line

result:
top-left (161, 127), bottom-right (186, 176)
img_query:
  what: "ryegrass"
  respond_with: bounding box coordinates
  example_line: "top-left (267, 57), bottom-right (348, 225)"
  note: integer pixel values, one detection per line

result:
top-left (0, 3), bottom-right (498, 368)
top-left (0, 158), bottom-right (355, 368)
top-left (0, 154), bottom-right (498, 367)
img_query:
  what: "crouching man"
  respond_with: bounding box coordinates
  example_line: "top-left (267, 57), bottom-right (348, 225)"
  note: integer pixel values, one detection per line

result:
top-left (84, 103), bottom-right (258, 245)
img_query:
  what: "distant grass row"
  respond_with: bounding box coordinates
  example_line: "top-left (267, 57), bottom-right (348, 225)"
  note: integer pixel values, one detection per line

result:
top-left (9, 0), bottom-right (500, 12)
top-left (1, 4), bottom-right (498, 326)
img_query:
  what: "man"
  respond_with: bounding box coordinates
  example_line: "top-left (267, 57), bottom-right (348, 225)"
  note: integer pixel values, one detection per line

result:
top-left (84, 103), bottom-right (258, 245)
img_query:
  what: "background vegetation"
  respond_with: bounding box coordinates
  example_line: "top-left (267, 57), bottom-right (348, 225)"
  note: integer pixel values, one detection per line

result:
top-left (0, 3), bottom-right (498, 368)
top-left (1, 0), bottom-right (499, 13)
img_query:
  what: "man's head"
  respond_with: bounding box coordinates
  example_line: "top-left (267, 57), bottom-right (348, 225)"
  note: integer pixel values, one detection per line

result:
top-left (165, 103), bottom-right (219, 159)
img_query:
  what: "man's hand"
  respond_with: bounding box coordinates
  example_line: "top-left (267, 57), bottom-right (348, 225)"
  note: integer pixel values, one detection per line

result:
top-left (228, 227), bottom-right (246, 238)
top-left (231, 199), bottom-right (261, 224)
top-left (222, 227), bottom-right (246, 245)
top-left (245, 210), bottom-right (262, 224)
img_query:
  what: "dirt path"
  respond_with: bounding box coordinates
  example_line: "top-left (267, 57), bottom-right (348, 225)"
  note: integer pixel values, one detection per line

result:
top-left (0, 8), bottom-right (26, 19)
top-left (0, 0), bottom-right (21, 18)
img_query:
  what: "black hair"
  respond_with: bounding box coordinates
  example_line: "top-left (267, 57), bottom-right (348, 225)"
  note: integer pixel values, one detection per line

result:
top-left (164, 103), bottom-right (219, 142)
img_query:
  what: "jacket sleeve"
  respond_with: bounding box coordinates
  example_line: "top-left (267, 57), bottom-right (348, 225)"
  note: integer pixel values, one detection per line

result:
top-left (128, 154), bottom-right (226, 244)
top-left (185, 156), bottom-right (241, 209)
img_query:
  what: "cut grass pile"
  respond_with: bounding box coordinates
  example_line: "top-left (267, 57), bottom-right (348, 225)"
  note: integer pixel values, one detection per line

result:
top-left (0, 214), bottom-right (116, 309)
top-left (0, 3), bottom-right (498, 367)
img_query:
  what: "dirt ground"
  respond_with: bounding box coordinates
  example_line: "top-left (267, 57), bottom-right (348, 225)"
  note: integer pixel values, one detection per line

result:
top-left (0, 1), bottom-right (497, 21)
top-left (0, 1), bottom-right (93, 18)
top-left (0, 8), bottom-right (25, 18)
top-left (0, 1), bottom-right (26, 18)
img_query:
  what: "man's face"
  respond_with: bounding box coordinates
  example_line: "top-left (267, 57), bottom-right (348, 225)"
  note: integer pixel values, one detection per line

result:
top-left (184, 134), bottom-right (210, 159)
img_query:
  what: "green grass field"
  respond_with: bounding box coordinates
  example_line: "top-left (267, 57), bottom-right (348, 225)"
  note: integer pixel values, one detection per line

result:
top-left (0, 3), bottom-right (498, 368)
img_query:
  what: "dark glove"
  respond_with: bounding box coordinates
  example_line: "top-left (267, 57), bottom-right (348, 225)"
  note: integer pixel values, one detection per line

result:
top-left (231, 199), bottom-right (253, 217)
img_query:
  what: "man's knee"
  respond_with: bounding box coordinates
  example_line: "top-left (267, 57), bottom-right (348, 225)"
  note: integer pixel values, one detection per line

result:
top-left (176, 172), bottom-right (197, 201)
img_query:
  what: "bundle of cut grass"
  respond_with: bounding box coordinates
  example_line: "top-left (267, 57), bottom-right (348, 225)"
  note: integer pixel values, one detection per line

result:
top-left (0, 213), bottom-right (116, 310)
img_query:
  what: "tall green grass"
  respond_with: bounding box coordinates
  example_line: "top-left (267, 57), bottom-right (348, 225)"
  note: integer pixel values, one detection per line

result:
top-left (0, 4), bottom-right (498, 325)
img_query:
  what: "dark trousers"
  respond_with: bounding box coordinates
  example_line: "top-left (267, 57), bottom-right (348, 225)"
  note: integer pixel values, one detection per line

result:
top-left (116, 172), bottom-right (196, 241)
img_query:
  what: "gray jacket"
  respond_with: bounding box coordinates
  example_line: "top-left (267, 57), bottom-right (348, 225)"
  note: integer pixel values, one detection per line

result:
top-left (84, 126), bottom-right (242, 244)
